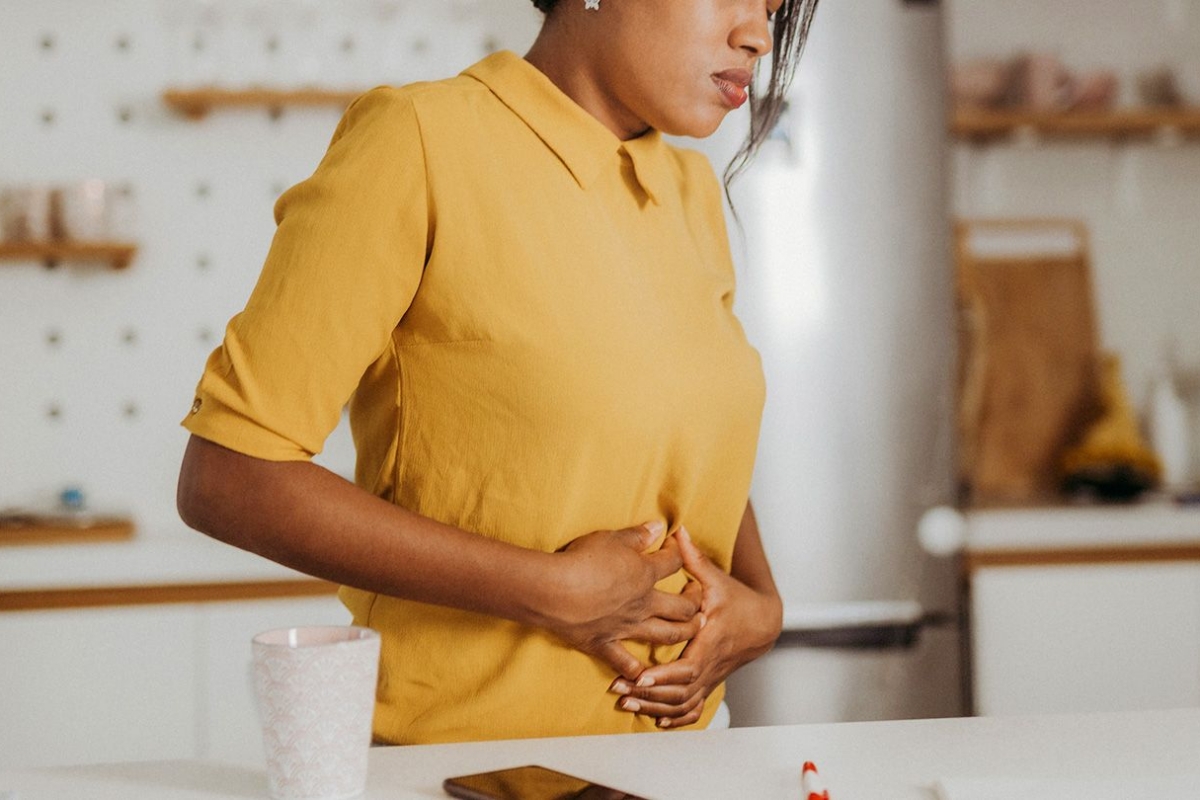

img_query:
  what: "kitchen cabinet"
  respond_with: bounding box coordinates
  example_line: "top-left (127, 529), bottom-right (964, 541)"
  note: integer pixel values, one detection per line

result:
top-left (963, 503), bottom-right (1200, 716)
top-left (971, 561), bottom-right (1200, 715)
top-left (0, 603), bottom-right (199, 768)
top-left (0, 594), bottom-right (348, 769)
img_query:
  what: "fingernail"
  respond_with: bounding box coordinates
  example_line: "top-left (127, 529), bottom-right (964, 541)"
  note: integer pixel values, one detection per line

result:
top-left (678, 526), bottom-right (692, 543)
top-left (621, 698), bottom-right (641, 712)
top-left (699, 613), bottom-right (707, 629)
top-left (645, 521), bottom-right (665, 537)
top-left (657, 718), bottom-right (671, 728)
top-left (636, 675), bottom-right (655, 688)
top-left (610, 680), bottom-right (631, 695)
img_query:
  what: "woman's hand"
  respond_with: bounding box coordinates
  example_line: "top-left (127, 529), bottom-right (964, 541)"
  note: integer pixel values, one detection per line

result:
top-left (608, 527), bottom-right (782, 728)
top-left (544, 521), bottom-right (705, 681)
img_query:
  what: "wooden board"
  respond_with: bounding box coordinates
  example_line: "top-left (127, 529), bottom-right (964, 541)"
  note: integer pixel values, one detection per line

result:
top-left (964, 543), bottom-right (1200, 572)
top-left (0, 241), bottom-right (137, 269)
top-left (0, 515), bottom-right (136, 546)
top-left (161, 87), bottom-right (363, 120)
top-left (0, 578), bottom-right (339, 612)
top-left (951, 106), bottom-right (1200, 143)
top-left (955, 219), bottom-right (1101, 504)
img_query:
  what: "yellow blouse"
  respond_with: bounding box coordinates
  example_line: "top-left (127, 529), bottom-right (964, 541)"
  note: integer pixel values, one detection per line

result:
top-left (183, 51), bottom-right (765, 743)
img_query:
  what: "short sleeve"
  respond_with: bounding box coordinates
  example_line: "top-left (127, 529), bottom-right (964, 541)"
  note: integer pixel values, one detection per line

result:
top-left (183, 87), bottom-right (429, 461)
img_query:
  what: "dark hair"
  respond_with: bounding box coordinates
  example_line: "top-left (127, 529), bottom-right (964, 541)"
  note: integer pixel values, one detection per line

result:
top-left (727, 1), bottom-right (819, 189)
top-left (531, 0), bottom-right (821, 196)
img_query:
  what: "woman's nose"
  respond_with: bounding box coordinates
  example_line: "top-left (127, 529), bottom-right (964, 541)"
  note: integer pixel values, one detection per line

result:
top-left (731, 10), bottom-right (774, 59)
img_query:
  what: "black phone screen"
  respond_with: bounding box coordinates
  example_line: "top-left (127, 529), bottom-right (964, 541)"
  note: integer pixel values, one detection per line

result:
top-left (442, 764), bottom-right (652, 800)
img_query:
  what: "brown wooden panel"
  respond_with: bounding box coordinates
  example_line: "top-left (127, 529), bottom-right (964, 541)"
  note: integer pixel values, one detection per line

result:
top-left (0, 579), bottom-right (340, 612)
top-left (0, 518), bottom-right (135, 546)
top-left (965, 543), bottom-right (1200, 572)
top-left (0, 241), bottom-right (137, 269)
top-left (951, 106), bottom-right (1200, 142)
top-left (162, 87), bottom-right (363, 119)
top-left (955, 219), bottom-right (1100, 504)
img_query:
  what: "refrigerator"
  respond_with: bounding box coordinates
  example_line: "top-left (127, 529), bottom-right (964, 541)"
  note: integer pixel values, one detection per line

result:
top-left (696, 0), bottom-right (963, 725)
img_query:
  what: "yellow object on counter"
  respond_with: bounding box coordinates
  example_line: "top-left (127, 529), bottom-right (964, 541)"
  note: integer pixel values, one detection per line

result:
top-left (1060, 352), bottom-right (1161, 497)
top-left (183, 52), bottom-right (765, 743)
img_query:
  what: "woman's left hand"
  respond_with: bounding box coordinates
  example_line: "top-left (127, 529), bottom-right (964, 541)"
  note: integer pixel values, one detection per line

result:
top-left (608, 527), bottom-right (782, 728)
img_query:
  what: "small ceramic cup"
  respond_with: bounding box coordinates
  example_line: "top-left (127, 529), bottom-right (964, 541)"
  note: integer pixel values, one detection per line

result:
top-left (55, 179), bottom-right (110, 241)
top-left (0, 184), bottom-right (53, 242)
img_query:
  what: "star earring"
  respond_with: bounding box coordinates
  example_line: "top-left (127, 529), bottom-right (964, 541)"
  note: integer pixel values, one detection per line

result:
top-left (584, 0), bottom-right (600, 9)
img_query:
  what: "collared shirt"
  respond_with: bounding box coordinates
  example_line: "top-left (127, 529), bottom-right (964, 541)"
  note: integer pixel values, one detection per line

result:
top-left (184, 51), bottom-right (765, 744)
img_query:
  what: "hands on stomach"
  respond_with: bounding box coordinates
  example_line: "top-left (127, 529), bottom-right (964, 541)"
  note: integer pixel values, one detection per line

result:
top-left (605, 527), bottom-right (783, 729)
top-left (546, 521), bottom-right (705, 681)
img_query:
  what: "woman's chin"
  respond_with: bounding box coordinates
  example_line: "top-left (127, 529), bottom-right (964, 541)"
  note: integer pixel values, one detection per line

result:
top-left (658, 112), bottom-right (730, 140)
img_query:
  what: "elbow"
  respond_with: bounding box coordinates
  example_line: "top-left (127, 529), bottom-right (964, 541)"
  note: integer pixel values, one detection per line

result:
top-left (176, 477), bottom-right (206, 536)
top-left (176, 439), bottom-right (212, 535)
top-left (176, 435), bottom-right (234, 540)
top-left (758, 588), bottom-right (785, 647)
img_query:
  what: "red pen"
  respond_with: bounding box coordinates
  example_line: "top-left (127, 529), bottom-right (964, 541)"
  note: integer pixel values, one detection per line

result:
top-left (802, 761), bottom-right (830, 800)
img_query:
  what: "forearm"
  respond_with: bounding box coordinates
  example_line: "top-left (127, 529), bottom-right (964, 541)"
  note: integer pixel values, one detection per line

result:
top-left (728, 501), bottom-right (783, 640)
top-left (730, 503), bottom-right (781, 597)
top-left (177, 435), bottom-right (560, 628)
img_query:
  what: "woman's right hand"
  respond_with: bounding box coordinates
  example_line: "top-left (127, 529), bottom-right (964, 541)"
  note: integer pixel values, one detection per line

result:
top-left (545, 522), bottom-right (704, 681)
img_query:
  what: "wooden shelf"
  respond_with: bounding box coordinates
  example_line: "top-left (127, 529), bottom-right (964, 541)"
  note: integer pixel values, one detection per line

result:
top-left (951, 106), bottom-right (1200, 143)
top-left (0, 578), bottom-right (338, 611)
top-left (0, 516), bottom-right (135, 547)
top-left (0, 241), bottom-right (138, 269)
top-left (964, 542), bottom-right (1200, 572)
top-left (162, 86), bottom-right (365, 120)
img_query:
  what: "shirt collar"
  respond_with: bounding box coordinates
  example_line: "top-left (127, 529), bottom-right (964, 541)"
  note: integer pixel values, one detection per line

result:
top-left (463, 51), bottom-right (672, 205)
top-left (621, 128), bottom-right (672, 206)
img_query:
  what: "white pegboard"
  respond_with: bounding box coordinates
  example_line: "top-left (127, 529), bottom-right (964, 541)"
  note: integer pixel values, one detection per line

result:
top-left (0, 0), bottom-right (543, 534)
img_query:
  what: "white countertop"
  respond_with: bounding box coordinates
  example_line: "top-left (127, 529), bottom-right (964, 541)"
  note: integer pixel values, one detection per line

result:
top-left (964, 497), bottom-right (1200, 551)
top-left (0, 534), bottom-right (314, 592)
top-left (1, 708), bottom-right (1197, 799)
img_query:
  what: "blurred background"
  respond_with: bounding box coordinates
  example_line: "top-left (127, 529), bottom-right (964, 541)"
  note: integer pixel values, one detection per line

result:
top-left (2, 0), bottom-right (1199, 771)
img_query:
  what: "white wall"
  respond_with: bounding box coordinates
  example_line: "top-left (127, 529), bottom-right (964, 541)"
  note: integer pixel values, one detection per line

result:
top-left (0, 0), bottom-right (542, 529)
top-left (946, 0), bottom-right (1200, 416)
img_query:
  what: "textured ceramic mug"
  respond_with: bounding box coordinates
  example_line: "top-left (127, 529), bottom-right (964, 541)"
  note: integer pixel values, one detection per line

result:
top-left (251, 626), bottom-right (381, 800)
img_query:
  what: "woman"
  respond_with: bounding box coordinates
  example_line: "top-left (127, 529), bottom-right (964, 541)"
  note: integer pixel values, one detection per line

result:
top-left (177, 0), bottom-right (819, 743)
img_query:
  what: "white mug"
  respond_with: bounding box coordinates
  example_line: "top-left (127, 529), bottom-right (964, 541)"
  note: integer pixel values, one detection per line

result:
top-left (251, 625), bottom-right (381, 800)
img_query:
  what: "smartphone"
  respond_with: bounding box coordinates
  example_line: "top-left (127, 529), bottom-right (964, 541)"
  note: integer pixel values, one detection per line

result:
top-left (443, 764), bottom-right (652, 800)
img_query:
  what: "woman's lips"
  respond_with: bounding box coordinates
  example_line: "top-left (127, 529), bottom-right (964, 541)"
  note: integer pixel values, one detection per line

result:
top-left (712, 68), bottom-right (753, 109)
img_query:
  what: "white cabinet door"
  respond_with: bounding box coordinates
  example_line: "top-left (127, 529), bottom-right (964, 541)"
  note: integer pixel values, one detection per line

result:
top-left (971, 562), bottom-right (1200, 716)
top-left (0, 593), bottom-right (349, 770)
top-left (196, 595), bottom-right (351, 766)
top-left (0, 604), bottom-right (199, 769)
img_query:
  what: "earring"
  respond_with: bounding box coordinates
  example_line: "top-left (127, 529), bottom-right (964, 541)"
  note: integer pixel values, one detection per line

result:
top-left (584, 0), bottom-right (600, 9)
